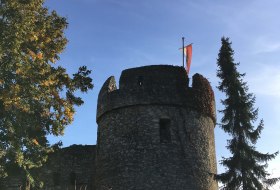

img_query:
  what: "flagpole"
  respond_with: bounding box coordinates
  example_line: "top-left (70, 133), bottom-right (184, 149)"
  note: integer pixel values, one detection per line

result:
top-left (182, 37), bottom-right (185, 67)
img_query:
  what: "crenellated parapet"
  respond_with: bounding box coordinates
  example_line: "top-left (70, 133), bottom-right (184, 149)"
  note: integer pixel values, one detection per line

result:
top-left (191, 73), bottom-right (216, 122)
top-left (97, 65), bottom-right (216, 123)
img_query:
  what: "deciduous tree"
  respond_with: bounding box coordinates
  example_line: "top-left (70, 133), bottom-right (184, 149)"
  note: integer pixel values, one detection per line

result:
top-left (0, 0), bottom-right (93, 188)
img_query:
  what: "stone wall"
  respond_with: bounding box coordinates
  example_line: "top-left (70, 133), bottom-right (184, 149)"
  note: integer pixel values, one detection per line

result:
top-left (2, 65), bottom-right (218, 190)
top-left (1, 145), bottom-right (96, 190)
top-left (96, 65), bottom-right (218, 190)
top-left (39, 145), bottom-right (96, 190)
top-left (97, 65), bottom-right (215, 123)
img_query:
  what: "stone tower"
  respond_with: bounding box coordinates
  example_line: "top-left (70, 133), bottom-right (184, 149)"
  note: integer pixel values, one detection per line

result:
top-left (96, 65), bottom-right (217, 190)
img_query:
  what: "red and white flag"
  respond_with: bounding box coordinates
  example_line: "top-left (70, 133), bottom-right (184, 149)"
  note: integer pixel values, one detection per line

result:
top-left (185, 44), bottom-right (192, 74)
top-left (179, 43), bottom-right (193, 74)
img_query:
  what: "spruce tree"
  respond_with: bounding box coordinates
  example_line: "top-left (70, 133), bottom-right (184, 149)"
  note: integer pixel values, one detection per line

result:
top-left (216, 37), bottom-right (279, 190)
top-left (0, 0), bottom-right (93, 188)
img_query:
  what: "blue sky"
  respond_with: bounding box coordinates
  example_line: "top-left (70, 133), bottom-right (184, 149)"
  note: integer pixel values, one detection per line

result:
top-left (45, 0), bottom-right (280, 186)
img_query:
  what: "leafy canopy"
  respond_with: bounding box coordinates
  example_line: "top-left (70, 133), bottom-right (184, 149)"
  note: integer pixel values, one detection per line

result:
top-left (216, 37), bottom-right (279, 190)
top-left (0, 0), bottom-right (93, 186)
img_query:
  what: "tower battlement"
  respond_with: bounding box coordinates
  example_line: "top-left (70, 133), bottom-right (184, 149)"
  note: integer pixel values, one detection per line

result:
top-left (97, 65), bottom-right (215, 123)
top-left (96, 64), bottom-right (217, 190)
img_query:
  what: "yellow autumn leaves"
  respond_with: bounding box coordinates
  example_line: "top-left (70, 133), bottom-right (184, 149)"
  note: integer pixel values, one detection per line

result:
top-left (0, 0), bottom-right (80, 183)
top-left (28, 32), bottom-right (56, 63)
top-left (32, 139), bottom-right (39, 146)
top-left (30, 34), bottom-right (38, 42)
top-left (64, 106), bottom-right (74, 123)
top-left (27, 49), bottom-right (56, 63)
top-left (0, 84), bottom-right (29, 112)
top-left (54, 103), bottom-right (74, 126)
top-left (28, 49), bottom-right (43, 60)
top-left (2, 96), bottom-right (30, 113)
top-left (41, 79), bottom-right (58, 87)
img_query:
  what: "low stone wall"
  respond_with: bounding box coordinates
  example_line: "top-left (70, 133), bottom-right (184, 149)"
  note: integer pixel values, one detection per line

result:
top-left (1, 145), bottom-right (96, 190)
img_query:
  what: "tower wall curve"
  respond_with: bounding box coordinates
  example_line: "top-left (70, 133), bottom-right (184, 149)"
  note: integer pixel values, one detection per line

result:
top-left (96, 65), bottom-right (217, 190)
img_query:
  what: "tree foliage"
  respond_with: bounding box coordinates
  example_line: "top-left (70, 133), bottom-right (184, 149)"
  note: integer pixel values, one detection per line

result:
top-left (216, 37), bottom-right (279, 190)
top-left (0, 0), bottom-right (93, 187)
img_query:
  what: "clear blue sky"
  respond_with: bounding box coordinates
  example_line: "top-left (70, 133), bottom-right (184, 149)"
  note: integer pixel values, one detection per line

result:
top-left (45, 0), bottom-right (280, 186)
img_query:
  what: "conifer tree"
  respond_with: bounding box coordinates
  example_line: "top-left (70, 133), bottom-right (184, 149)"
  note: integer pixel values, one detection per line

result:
top-left (0, 0), bottom-right (93, 188)
top-left (216, 37), bottom-right (279, 190)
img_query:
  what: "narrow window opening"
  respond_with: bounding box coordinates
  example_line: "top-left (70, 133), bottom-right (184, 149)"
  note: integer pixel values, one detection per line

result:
top-left (70, 172), bottom-right (76, 186)
top-left (160, 119), bottom-right (171, 143)
top-left (137, 76), bottom-right (143, 86)
top-left (53, 172), bottom-right (60, 186)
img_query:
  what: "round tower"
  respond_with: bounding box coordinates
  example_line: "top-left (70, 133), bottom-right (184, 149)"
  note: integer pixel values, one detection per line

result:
top-left (95, 65), bottom-right (217, 190)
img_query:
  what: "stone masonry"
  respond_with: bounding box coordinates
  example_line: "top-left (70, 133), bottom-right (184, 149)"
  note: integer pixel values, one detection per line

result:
top-left (96, 65), bottom-right (218, 190)
top-left (1, 145), bottom-right (96, 190)
top-left (2, 65), bottom-right (217, 190)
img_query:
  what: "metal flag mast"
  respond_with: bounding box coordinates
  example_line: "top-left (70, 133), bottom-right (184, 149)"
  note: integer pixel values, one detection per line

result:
top-left (180, 37), bottom-right (193, 74)
top-left (182, 37), bottom-right (185, 67)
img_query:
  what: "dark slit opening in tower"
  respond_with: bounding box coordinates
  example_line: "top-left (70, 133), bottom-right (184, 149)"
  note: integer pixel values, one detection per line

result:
top-left (160, 119), bottom-right (171, 143)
